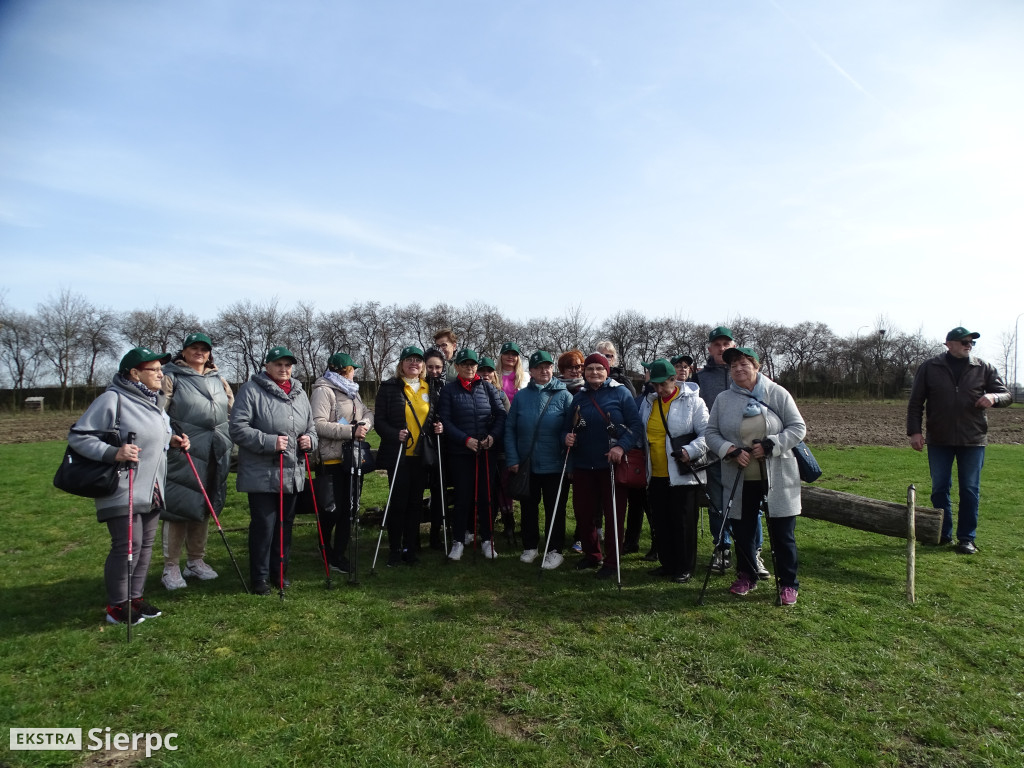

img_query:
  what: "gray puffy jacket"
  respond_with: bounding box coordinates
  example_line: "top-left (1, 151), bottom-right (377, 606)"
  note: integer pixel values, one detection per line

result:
top-left (229, 373), bottom-right (317, 494)
top-left (161, 360), bottom-right (234, 522)
top-left (67, 376), bottom-right (172, 522)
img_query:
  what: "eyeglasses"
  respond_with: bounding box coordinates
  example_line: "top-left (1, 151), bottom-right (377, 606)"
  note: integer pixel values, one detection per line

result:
top-left (958, 340), bottom-right (976, 348)
top-left (136, 366), bottom-right (162, 374)
top-left (564, 364), bottom-right (583, 371)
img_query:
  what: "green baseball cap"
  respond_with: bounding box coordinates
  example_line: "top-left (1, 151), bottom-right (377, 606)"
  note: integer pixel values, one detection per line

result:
top-left (708, 326), bottom-right (734, 342)
top-left (119, 347), bottom-right (171, 373)
top-left (454, 348), bottom-right (480, 365)
top-left (265, 345), bottom-right (297, 364)
top-left (399, 345), bottom-right (424, 361)
top-left (647, 358), bottom-right (676, 383)
top-left (722, 346), bottom-right (759, 365)
top-left (328, 352), bottom-right (360, 369)
top-left (499, 341), bottom-right (522, 356)
top-left (671, 354), bottom-right (694, 366)
top-left (478, 356), bottom-right (497, 371)
top-left (945, 326), bottom-right (980, 342)
top-left (183, 332), bottom-right (212, 349)
top-left (529, 350), bottom-right (554, 368)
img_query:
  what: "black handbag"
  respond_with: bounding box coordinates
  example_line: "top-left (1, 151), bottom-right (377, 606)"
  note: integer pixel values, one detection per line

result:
top-left (53, 396), bottom-right (124, 498)
top-left (341, 439), bottom-right (376, 473)
top-left (656, 398), bottom-right (714, 476)
top-left (402, 392), bottom-right (437, 467)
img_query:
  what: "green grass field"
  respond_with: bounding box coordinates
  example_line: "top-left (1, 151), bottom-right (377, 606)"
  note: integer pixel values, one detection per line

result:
top-left (1, 442), bottom-right (1022, 767)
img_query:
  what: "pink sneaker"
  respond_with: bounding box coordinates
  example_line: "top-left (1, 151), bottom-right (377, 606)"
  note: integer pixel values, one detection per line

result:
top-left (729, 573), bottom-right (757, 596)
top-left (780, 586), bottom-right (799, 606)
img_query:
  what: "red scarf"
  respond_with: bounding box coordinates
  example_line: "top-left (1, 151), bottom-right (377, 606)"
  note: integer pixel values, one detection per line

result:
top-left (458, 374), bottom-right (480, 391)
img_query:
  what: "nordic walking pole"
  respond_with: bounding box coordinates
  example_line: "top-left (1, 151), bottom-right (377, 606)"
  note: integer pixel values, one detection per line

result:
top-left (484, 445), bottom-right (496, 559)
top-left (370, 444), bottom-right (404, 575)
top-left (436, 433), bottom-right (449, 561)
top-left (697, 457), bottom-right (746, 606)
top-left (174, 430), bottom-right (249, 593)
top-left (304, 451), bottom-right (332, 589)
top-left (349, 425), bottom-right (367, 585)
top-left (756, 450), bottom-right (782, 606)
top-left (125, 432), bottom-right (137, 642)
top-left (608, 463), bottom-right (623, 590)
top-left (278, 445), bottom-right (286, 602)
top-left (539, 409), bottom-right (584, 577)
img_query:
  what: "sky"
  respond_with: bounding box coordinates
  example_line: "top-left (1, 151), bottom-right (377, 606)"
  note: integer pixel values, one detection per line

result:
top-left (1, 0), bottom-right (1023, 364)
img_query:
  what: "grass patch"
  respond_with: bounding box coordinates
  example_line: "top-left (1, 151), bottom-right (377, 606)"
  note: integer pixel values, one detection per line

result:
top-left (1, 441), bottom-right (1022, 767)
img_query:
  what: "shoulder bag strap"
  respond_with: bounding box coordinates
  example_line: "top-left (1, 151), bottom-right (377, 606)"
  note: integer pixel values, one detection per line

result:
top-left (522, 392), bottom-right (554, 462)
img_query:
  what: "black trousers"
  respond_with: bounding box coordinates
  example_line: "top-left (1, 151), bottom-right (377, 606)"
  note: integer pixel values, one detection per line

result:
top-left (316, 463), bottom-right (357, 566)
top-left (647, 478), bottom-right (698, 577)
top-left (520, 472), bottom-right (568, 552)
top-left (248, 491), bottom-right (299, 584)
top-left (447, 451), bottom-right (498, 541)
top-left (385, 455), bottom-right (426, 554)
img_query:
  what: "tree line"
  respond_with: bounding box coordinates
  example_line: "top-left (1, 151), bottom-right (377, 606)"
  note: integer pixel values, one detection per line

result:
top-left (3, 288), bottom-right (1013, 409)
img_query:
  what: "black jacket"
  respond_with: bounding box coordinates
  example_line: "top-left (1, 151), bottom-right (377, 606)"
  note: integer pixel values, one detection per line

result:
top-left (373, 377), bottom-right (428, 470)
top-left (437, 376), bottom-right (506, 457)
top-left (906, 353), bottom-right (1011, 446)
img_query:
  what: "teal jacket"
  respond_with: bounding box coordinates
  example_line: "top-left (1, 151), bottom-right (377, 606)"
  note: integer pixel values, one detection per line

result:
top-left (504, 377), bottom-right (573, 475)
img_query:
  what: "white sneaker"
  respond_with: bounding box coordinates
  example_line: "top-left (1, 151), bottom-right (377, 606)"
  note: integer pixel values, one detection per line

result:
top-left (464, 531), bottom-right (474, 546)
top-left (183, 559), bottom-right (219, 581)
top-left (161, 565), bottom-right (187, 591)
top-left (448, 541), bottom-right (464, 561)
top-left (540, 551), bottom-right (564, 570)
top-left (520, 548), bottom-right (539, 563)
top-left (481, 540), bottom-right (498, 559)
top-left (755, 549), bottom-right (770, 580)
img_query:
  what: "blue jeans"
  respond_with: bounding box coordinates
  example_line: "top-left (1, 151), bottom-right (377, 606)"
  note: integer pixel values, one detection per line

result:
top-left (927, 445), bottom-right (985, 543)
top-left (706, 461), bottom-right (762, 551)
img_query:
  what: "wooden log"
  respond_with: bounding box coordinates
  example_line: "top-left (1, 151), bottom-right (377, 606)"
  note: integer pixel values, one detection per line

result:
top-left (800, 485), bottom-right (942, 544)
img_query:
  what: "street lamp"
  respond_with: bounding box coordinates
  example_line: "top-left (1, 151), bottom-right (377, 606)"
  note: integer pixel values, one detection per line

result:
top-left (1014, 312), bottom-right (1023, 404)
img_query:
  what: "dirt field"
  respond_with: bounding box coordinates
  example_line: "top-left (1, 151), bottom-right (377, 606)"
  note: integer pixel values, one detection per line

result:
top-left (2, 401), bottom-right (1021, 447)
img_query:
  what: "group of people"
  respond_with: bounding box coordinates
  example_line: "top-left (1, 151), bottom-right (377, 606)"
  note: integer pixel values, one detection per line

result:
top-left (70, 322), bottom-right (1010, 624)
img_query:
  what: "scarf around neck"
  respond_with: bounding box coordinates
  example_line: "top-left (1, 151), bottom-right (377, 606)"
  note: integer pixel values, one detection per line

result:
top-left (324, 370), bottom-right (360, 399)
top-left (117, 373), bottom-right (159, 406)
top-left (730, 374), bottom-right (767, 418)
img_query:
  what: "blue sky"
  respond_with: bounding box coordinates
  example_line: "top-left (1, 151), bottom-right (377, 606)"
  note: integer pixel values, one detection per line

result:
top-left (2, 0), bottom-right (1023, 362)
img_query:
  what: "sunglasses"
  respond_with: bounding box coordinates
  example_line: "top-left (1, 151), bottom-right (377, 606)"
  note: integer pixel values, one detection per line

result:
top-left (958, 340), bottom-right (976, 348)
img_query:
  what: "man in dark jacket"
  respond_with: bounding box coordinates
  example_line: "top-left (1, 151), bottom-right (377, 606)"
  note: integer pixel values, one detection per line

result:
top-left (907, 326), bottom-right (1011, 554)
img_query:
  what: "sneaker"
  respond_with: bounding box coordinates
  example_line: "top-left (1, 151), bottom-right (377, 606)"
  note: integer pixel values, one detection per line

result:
top-left (570, 541), bottom-right (583, 554)
top-left (729, 573), bottom-right (758, 596)
top-left (480, 540), bottom-right (498, 559)
top-left (711, 548), bottom-right (730, 574)
top-left (671, 572), bottom-right (693, 584)
top-left (330, 556), bottom-right (351, 574)
top-left (386, 551), bottom-right (402, 568)
top-left (131, 597), bottom-right (162, 619)
top-left (779, 586), bottom-right (798, 606)
top-left (252, 580), bottom-right (272, 596)
top-left (520, 548), bottom-right (539, 564)
top-left (448, 541), bottom-right (465, 561)
top-left (574, 556), bottom-right (601, 571)
top-left (596, 566), bottom-right (616, 580)
top-left (106, 602), bottom-right (144, 625)
top-left (956, 540), bottom-right (978, 555)
top-left (540, 551), bottom-right (564, 570)
top-left (183, 560), bottom-right (219, 581)
top-left (754, 549), bottom-right (770, 580)
top-left (161, 565), bottom-right (187, 591)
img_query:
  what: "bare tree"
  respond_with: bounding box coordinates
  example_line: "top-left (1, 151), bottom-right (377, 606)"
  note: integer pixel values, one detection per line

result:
top-left (0, 306), bottom-right (43, 402)
top-left (119, 305), bottom-right (202, 352)
top-left (547, 304), bottom-right (595, 355)
top-left (81, 303), bottom-right (117, 387)
top-left (210, 298), bottom-right (288, 383)
top-left (599, 309), bottom-right (647, 372)
top-left (36, 289), bottom-right (95, 408)
top-left (348, 301), bottom-right (405, 384)
top-left (284, 303), bottom-right (331, 388)
top-left (665, 316), bottom-right (705, 367)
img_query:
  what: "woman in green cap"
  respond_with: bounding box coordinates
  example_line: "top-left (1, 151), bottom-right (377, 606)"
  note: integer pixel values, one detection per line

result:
top-left (229, 345), bottom-right (317, 595)
top-left (159, 332), bottom-right (234, 592)
top-left (69, 347), bottom-right (189, 625)
top-left (310, 352), bottom-right (374, 572)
